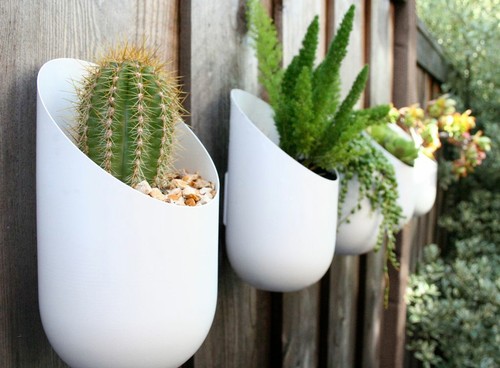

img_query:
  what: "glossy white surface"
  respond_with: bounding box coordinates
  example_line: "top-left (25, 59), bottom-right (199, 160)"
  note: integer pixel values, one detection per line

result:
top-left (37, 58), bottom-right (219, 368)
top-left (225, 89), bottom-right (338, 292)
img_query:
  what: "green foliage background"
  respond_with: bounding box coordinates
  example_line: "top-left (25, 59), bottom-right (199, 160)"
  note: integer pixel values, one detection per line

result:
top-left (407, 1), bottom-right (500, 366)
top-left (417, 0), bottom-right (499, 126)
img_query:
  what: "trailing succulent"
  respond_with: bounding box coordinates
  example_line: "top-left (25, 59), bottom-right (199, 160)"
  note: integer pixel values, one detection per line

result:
top-left (247, 0), bottom-right (403, 274)
top-left (74, 44), bottom-right (185, 188)
top-left (336, 136), bottom-right (402, 270)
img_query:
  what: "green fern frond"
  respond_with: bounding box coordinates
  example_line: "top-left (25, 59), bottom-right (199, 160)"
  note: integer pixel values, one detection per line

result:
top-left (291, 67), bottom-right (315, 157)
top-left (314, 65), bottom-right (370, 158)
top-left (281, 16), bottom-right (319, 102)
top-left (275, 16), bottom-right (319, 154)
top-left (312, 5), bottom-right (355, 124)
top-left (246, 0), bottom-right (283, 106)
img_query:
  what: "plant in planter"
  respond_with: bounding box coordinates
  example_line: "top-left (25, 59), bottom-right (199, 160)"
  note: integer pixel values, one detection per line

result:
top-left (386, 95), bottom-right (492, 215)
top-left (247, 1), bottom-right (389, 172)
top-left (393, 95), bottom-right (491, 185)
top-left (367, 123), bottom-right (420, 167)
top-left (247, 1), bottom-right (405, 255)
top-left (74, 45), bottom-right (216, 204)
top-left (223, 0), bottom-right (403, 292)
top-left (36, 45), bottom-right (219, 368)
top-left (335, 135), bottom-right (402, 268)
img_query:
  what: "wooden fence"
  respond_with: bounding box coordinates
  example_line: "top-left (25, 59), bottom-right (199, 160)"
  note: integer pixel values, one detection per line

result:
top-left (0, 0), bottom-right (448, 367)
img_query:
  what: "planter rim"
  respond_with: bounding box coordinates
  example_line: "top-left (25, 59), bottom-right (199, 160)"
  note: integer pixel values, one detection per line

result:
top-left (37, 57), bottom-right (219, 368)
top-left (230, 89), bottom-right (337, 184)
top-left (37, 58), bottom-right (219, 210)
top-left (226, 89), bottom-right (338, 292)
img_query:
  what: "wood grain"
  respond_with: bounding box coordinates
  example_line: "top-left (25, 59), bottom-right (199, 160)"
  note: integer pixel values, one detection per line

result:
top-left (367, 0), bottom-right (394, 106)
top-left (280, 0), bottom-right (327, 66)
top-left (282, 284), bottom-right (321, 368)
top-left (381, 0), bottom-right (418, 366)
top-left (330, 0), bottom-right (365, 106)
top-left (361, 1), bottom-right (394, 366)
top-left (325, 2), bottom-right (364, 367)
top-left (0, 1), bottom-right (178, 366)
top-left (180, 1), bottom-right (272, 367)
top-left (327, 256), bottom-right (360, 368)
top-left (392, 0), bottom-right (418, 107)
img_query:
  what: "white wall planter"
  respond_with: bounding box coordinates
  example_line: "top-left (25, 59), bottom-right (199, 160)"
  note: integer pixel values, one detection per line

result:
top-left (224, 89), bottom-right (339, 292)
top-left (37, 58), bottom-right (219, 368)
top-left (335, 176), bottom-right (383, 255)
top-left (413, 152), bottom-right (438, 216)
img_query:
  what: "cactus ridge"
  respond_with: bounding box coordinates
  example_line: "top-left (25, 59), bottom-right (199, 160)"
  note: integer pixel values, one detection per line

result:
top-left (76, 45), bottom-right (184, 187)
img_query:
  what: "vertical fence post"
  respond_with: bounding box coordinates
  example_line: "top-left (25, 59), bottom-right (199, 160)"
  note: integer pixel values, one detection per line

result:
top-left (381, 0), bottom-right (418, 367)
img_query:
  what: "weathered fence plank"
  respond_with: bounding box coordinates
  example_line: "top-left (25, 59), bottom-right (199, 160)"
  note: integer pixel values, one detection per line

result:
top-left (280, 0), bottom-right (327, 65)
top-left (277, 2), bottom-right (327, 367)
top-left (326, 1), bottom-right (365, 367)
top-left (327, 256), bottom-right (360, 368)
top-left (0, 1), bottom-right (179, 367)
top-left (180, 1), bottom-right (272, 367)
top-left (282, 286), bottom-right (321, 368)
top-left (362, 1), bottom-right (394, 367)
top-left (380, 0), bottom-right (419, 367)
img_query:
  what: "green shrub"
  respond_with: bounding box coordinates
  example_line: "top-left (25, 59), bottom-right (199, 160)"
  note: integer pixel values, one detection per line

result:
top-left (406, 241), bottom-right (500, 368)
top-left (439, 190), bottom-right (500, 246)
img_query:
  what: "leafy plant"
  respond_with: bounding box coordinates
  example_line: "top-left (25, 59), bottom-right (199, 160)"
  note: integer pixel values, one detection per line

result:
top-left (417, 0), bottom-right (499, 129)
top-left (406, 241), bottom-right (500, 368)
top-left (246, 0), bottom-right (404, 293)
top-left (438, 189), bottom-right (500, 246)
top-left (246, 0), bottom-right (390, 172)
top-left (390, 95), bottom-right (492, 186)
top-left (367, 124), bottom-right (419, 166)
top-left (407, 158), bottom-right (500, 368)
top-left (75, 44), bottom-right (185, 188)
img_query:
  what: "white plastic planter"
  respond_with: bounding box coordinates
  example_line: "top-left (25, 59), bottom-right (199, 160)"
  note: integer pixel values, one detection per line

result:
top-left (224, 89), bottom-right (339, 292)
top-left (335, 176), bottom-right (383, 255)
top-left (413, 152), bottom-right (438, 216)
top-left (37, 58), bottom-right (219, 368)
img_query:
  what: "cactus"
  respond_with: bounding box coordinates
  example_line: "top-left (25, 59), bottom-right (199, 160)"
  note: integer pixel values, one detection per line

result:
top-left (75, 44), bottom-right (184, 188)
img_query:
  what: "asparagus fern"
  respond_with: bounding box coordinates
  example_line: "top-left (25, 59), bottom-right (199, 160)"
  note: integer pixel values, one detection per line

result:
top-left (247, 0), bottom-right (389, 172)
top-left (247, 0), bottom-right (404, 296)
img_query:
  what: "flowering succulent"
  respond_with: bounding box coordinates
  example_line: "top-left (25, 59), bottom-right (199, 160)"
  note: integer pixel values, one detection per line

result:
top-left (393, 95), bottom-right (491, 179)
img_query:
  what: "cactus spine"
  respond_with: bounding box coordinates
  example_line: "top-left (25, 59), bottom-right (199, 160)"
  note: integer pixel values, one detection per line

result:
top-left (75, 45), bottom-right (184, 187)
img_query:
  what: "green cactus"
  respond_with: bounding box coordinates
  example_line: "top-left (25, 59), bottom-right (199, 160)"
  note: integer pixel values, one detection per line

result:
top-left (75, 45), bottom-right (184, 188)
